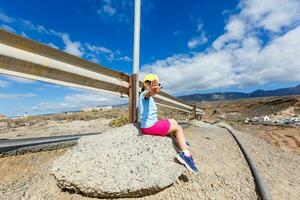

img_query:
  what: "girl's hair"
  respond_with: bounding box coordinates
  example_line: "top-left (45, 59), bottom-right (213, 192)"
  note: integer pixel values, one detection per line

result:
top-left (141, 81), bottom-right (151, 92)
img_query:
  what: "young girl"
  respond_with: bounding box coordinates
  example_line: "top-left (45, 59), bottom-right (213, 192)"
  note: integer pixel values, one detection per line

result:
top-left (138, 74), bottom-right (198, 173)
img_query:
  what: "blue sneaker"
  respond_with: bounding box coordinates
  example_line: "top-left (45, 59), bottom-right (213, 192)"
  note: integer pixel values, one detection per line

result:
top-left (176, 152), bottom-right (198, 173)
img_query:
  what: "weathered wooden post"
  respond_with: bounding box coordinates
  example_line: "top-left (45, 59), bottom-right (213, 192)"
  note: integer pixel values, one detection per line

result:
top-left (129, 74), bottom-right (137, 123)
top-left (193, 104), bottom-right (196, 120)
top-left (199, 113), bottom-right (203, 120)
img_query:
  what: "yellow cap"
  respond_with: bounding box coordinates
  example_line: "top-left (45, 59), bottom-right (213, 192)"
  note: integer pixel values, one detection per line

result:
top-left (143, 74), bottom-right (159, 82)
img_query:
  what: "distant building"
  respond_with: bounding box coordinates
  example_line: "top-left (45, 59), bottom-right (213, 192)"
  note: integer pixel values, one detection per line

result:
top-left (263, 116), bottom-right (270, 122)
top-left (0, 114), bottom-right (6, 119)
top-left (244, 118), bottom-right (250, 123)
top-left (81, 106), bottom-right (112, 112)
top-left (82, 107), bottom-right (93, 112)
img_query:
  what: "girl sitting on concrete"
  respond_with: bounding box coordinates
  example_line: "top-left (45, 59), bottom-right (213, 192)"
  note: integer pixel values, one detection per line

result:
top-left (139, 74), bottom-right (198, 173)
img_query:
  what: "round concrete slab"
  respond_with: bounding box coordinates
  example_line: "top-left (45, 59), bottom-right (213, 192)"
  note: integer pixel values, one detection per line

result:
top-left (51, 124), bottom-right (185, 198)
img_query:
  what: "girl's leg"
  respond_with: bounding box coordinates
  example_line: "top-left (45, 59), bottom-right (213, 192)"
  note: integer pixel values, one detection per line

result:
top-left (168, 119), bottom-right (188, 152)
top-left (168, 119), bottom-right (198, 173)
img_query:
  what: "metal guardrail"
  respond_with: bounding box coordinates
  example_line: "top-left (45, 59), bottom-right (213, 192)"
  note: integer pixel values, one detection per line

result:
top-left (0, 132), bottom-right (103, 154)
top-left (0, 29), bottom-right (203, 122)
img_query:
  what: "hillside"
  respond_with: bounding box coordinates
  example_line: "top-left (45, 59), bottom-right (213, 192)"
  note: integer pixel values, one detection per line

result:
top-left (197, 96), bottom-right (300, 121)
top-left (179, 84), bottom-right (300, 102)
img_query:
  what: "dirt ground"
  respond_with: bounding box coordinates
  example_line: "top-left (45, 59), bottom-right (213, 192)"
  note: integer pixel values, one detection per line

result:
top-left (1, 124), bottom-right (299, 200)
top-left (234, 129), bottom-right (300, 200)
top-left (196, 95), bottom-right (300, 155)
top-left (0, 119), bottom-right (111, 139)
top-left (229, 123), bottom-right (300, 155)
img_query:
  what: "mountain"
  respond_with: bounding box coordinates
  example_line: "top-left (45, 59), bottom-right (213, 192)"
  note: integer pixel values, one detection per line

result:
top-left (178, 84), bottom-right (300, 102)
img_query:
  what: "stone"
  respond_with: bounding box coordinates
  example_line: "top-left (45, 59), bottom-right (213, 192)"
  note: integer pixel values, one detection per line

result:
top-left (51, 124), bottom-right (185, 198)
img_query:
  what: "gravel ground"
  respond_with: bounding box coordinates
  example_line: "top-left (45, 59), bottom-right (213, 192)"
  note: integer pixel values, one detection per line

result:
top-left (0, 123), bottom-right (298, 199)
top-left (234, 129), bottom-right (300, 200)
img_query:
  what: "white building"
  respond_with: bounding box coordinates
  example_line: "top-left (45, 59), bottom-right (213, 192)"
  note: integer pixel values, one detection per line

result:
top-left (263, 116), bottom-right (270, 122)
top-left (82, 106), bottom-right (112, 112)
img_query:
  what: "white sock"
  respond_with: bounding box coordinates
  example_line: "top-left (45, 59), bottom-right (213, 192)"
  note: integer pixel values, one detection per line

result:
top-left (183, 149), bottom-right (191, 157)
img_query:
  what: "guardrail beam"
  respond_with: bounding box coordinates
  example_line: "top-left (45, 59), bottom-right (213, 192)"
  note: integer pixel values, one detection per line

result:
top-left (0, 30), bottom-right (129, 83)
top-left (0, 55), bottom-right (129, 95)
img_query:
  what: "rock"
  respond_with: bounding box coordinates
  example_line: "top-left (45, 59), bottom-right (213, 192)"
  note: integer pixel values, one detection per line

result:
top-left (51, 124), bottom-right (185, 198)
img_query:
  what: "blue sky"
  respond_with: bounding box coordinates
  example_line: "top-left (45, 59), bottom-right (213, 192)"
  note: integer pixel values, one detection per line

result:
top-left (0, 0), bottom-right (300, 116)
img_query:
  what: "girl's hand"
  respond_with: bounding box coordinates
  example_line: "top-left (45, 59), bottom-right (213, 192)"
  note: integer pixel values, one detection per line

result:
top-left (150, 79), bottom-right (161, 95)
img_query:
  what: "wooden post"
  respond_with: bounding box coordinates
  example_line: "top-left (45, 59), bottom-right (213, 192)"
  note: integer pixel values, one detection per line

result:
top-left (192, 104), bottom-right (196, 120)
top-left (129, 74), bottom-right (137, 123)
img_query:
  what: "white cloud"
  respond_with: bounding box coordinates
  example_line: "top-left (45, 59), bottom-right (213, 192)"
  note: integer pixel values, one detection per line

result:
top-left (233, 27), bottom-right (300, 86)
top-left (98, 0), bottom-right (117, 16)
top-left (61, 33), bottom-right (84, 57)
top-left (0, 11), bottom-right (14, 23)
top-left (239, 0), bottom-right (300, 32)
top-left (141, 51), bottom-right (234, 93)
top-left (119, 56), bottom-right (132, 62)
top-left (21, 32), bottom-right (27, 37)
top-left (85, 43), bottom-right (113, 54)
top-left (30, 90), bottom-right (128, 114)
top-left (97, 0), bottom-right (131, 23)
top-left (6, 76), bottom-right (36, 84)
top-left (188, 33), bottom-right (208, 49)
top-left (187, 21), bottom-right (208, 49)
top-left (213, 0), bottom-right (300, 49)
top-left (102, 5), bottom-right (116, 16)
top-left (0, 93), bottom-right (36, 99)
top-left (197, 22), bottom-right (204, 32)
top-left (213, 17), bottom-right (246, 49)
top-left (0, 24), bottom-right (15, 32)
top-left (64, 91), bottom-right (127, 107)
top-left (48, 42), bottom-right (59, 49)
top-left (20, 19), bottom-right (48, 34)
top-left (0, 80), bottom-right (9, 88)
top-left (142, 0), bottom-right (300, 95)
top-left (84, 43), bottom-right (131, 63)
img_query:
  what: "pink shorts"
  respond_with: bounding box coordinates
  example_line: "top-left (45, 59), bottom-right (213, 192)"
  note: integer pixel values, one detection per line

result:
top-left (141, 119), bottom-right (171, 137)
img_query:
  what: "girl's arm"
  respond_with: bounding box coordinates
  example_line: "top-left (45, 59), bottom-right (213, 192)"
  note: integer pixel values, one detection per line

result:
top-left (143, 90), bottom-right (151, 99)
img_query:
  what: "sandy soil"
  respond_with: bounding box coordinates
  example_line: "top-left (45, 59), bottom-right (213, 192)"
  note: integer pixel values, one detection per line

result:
top-left (0, 119), bottom-right (111, 139)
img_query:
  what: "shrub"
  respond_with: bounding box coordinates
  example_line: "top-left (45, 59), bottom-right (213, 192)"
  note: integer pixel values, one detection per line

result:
top-left (109, 116), bottom-right (128, 128)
